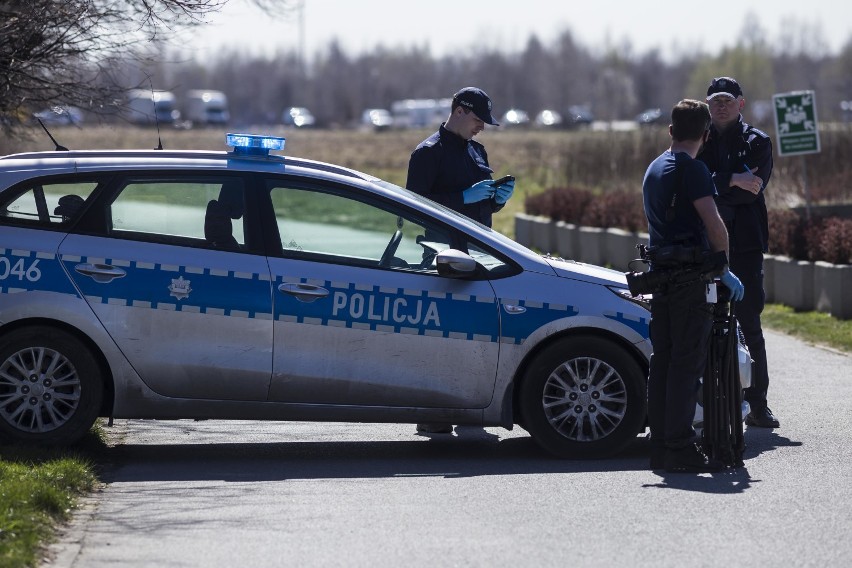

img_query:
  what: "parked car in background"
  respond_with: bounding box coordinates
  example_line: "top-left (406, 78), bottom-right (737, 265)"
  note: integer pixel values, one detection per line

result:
top-left (32, 106), bottom-right (84, 127)
top-left (534, 109), bottom-right (563, 128)
top-left (565, 105), bottom-right (594, 128)
top-left (361, 108), bottom-right (394, 131)
top-left (501, 109), bottom-right (530, 127)
top-left (635, 108), bottom-right (663, 124)
top-left (282, 107), bottom-right (316, 128)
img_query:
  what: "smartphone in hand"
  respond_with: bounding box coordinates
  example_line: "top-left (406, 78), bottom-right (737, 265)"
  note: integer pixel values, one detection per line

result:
top-left (491, 175), bottom-right (515, 186)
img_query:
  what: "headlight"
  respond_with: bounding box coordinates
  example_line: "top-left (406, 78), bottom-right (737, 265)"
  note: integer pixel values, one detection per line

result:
top-left (607, 285), bottom-right (651, 311)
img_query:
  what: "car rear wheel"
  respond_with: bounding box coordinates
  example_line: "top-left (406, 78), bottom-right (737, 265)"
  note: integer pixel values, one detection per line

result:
top-left (0, 326), bottom-right (103, 445)
top-left (519, 336), bottom-right (646, 458)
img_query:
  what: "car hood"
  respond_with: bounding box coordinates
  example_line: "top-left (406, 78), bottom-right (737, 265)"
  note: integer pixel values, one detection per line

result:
top-left (543, 256), bottom-right (629, 287)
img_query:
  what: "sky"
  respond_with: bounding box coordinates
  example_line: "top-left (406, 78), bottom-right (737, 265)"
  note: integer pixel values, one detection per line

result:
top-left (184, 0), bottom-right (852, 62)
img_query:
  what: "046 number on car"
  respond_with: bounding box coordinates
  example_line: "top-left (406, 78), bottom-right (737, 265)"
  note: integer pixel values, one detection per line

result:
top-left (0, 257), bottom-right (42, 282)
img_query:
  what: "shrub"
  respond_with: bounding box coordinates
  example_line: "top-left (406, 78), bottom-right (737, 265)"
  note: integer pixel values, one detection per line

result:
top-left (768, 208), bottom-right (806, 258)
top-left (767, 211), bottom-right (851, 264)
top-left (580, 190), bottom-right (645, 232)
top-left (530, 191), bottom-right (851, 265)
top-left (524, 186), bottom-right (594, 224)
top-left (814, 217), bottom-right (852, 264)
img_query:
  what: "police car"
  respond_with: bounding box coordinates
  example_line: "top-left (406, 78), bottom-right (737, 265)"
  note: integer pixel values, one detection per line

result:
top-left (0, 133), bottom-right (703, 458)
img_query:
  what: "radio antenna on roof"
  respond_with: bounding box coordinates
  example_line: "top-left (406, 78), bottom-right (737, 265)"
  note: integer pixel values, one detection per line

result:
top-left (37, 117), bottom-right (69, 151)
top-left (147, 75), bottom-right (164, 150)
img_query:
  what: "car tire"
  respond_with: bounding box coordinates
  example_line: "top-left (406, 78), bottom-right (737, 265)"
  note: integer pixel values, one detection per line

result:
top-left (0, 326), bottom-right (103, 445)
top-left (519, 336), bottom-right (646, 459)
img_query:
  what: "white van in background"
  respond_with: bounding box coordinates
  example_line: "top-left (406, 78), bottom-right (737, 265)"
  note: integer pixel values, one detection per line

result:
top-left (390, 98), bottom-right (451, 129)
top-left (185, 90), bottom-right (230, 126)
top-left (125, 89), bottom-right (180, 126)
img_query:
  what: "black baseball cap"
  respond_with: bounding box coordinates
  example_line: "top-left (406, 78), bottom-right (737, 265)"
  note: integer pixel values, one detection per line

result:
top-left (706, 77), bottom-right (743, 100)
top-left (453, 87), bottom-right (499, 125)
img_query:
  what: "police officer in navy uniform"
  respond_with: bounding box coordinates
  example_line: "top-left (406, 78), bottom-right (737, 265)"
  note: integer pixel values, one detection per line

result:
top-left (643, 99), bottom-right (745, 472)
top-left (406, 87), bottom-right (515, 435)
top-left (698, 77), bottom-right (779, 429)
top-left (406, 87), bottom-right (515, 228)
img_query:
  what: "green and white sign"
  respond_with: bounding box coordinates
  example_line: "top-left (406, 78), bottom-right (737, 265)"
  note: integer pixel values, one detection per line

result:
top-left (772, 90), bottom-right (820, 156)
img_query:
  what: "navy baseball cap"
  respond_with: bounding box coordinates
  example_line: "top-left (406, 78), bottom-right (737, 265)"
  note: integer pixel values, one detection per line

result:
top-left (706, 77), bottom-right (743, 100)
top-left (453, 87), bottom-right (499, 125)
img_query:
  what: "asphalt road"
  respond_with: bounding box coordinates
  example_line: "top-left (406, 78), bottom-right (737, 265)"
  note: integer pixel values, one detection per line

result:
top-left (42, 329), bottom-right (851, 568)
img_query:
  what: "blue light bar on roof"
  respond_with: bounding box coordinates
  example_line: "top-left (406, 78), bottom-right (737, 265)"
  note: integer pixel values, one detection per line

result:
top-left (226, 133), bottom-right (286, 157)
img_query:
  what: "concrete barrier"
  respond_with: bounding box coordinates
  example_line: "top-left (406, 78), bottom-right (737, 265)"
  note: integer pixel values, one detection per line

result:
top-left (813, 261), bottom-right (852, 319)
top-left (772, 256), bottom-right (815, 311)
top-left (606, 228), bottom-right (644, 272)
top-left (515, 215), bottom-right (852, 319)
top-left (554, 221), bottom-right (579, 260)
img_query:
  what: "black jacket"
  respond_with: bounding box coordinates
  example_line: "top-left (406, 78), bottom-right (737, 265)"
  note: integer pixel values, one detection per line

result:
top-left (406, 123), bottom-right (502, 227)
top-left (698, 115), bottom-right (773, 254)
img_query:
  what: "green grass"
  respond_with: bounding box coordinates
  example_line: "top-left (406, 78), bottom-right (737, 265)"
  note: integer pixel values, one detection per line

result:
top-left (762, 304), bottom-right (852, 353)
top-left (0, 425), bottom-right (107, 568)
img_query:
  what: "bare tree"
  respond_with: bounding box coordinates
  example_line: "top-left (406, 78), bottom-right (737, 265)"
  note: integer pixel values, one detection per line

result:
top-left (0, 0), bottom-right (293, 134)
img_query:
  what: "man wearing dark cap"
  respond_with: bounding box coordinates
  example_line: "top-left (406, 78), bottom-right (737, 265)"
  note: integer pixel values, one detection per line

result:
top-left (406, 87), bottom-right (514, 229)
top-left (697, 76), bottom-right (779, 429)
top-left (406, 87), bottom-right (514, 435)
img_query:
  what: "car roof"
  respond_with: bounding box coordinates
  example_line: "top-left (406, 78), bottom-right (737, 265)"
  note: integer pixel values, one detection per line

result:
top-left (0, 148), bottom-right (374, 180)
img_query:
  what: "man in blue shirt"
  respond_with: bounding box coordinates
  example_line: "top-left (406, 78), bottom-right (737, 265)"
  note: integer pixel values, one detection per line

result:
top-left (643, 99), bottom-right (744, 472)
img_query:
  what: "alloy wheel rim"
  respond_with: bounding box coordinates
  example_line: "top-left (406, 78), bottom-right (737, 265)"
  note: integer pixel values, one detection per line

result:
top-left (0, 346), bottom-right (81, 433)
top-left (542, 357), bottom-right (627, 442)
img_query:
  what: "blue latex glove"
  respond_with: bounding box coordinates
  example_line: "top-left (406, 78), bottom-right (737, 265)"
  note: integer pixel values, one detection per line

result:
top-left (493, 179), bottom-right (515, 204)
top-left (720, 269), bottom-right (745, 302)
top-left (462, 180), bottom-right (496, 204)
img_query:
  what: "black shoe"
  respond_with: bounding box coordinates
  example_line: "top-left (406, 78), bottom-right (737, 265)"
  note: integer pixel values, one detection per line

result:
top-left (650, 447), bottom-right (666, 470)
top-left (416, 423), bottom-right (454, 434)
top-left (664, 443), bottom-right (724, 473)
top-left (745, 407), bottom-right (780, 428)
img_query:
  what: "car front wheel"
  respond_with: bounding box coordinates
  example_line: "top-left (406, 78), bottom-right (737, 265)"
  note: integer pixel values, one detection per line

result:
top-left (519, 336), bottom-right (646, 458)
top-left (0, 326), bottom-right (103, 445)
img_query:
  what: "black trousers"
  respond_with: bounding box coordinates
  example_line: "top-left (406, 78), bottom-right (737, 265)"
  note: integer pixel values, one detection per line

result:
top-left (647, 280), bottom-right (714, 449)
top-left (730, 251), bottom-right (769, 412)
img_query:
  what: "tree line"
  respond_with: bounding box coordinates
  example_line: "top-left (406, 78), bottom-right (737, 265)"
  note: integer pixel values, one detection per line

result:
top-left (3, 2), bottom-right (852, 133)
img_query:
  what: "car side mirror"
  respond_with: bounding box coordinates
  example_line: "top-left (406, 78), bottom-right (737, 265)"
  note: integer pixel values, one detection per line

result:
top-left (436, 249), bottom-right (477, 278)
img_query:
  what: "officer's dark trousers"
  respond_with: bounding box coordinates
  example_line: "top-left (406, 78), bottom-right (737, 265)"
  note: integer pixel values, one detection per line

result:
top-left (730, 251), bottom-right (769, 412)
top-left (647, 280), bottom-right (714, 449)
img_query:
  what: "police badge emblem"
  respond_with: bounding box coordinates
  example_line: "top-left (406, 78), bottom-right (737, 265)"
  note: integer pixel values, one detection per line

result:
top-left (168, 276), bottom-right (192, 300)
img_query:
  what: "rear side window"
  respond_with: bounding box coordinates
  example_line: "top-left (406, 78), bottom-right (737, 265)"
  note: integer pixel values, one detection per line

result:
top-left (0, 181), bottom-right (98, 226)
top-left (110, 178), bottom-right (246, 249)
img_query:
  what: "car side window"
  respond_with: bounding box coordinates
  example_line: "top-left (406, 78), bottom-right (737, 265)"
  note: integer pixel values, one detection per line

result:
top-left (270, 183), bottom-right (457, 271)
top-left (110, 178), bottom-right (245, 249)
top-left (0, 181), bottom-right (98, 226)
top-left (268, 182), bottom-right (511, 275)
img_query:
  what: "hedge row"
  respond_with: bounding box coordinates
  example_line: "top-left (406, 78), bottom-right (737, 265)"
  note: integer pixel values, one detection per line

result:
top-left (524, 186), bottom-right (852, 265)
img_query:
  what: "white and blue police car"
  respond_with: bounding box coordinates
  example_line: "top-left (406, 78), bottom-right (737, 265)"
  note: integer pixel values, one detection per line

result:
top-left (0, 133), bottom-right (703, 458)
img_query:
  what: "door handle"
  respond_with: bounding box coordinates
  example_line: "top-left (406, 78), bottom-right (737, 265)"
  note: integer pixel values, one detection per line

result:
top-left (74, 263), bottom-right (126, 283)
top-left (278, 282), bottom-right (329, 302)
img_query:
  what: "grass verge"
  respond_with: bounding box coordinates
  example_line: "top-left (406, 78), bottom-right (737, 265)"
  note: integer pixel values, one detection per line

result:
top-left (0, 424), bottom-right (107, 568)
top-left (762, 304), bottom-right (852, 354)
